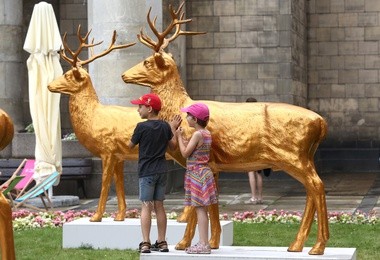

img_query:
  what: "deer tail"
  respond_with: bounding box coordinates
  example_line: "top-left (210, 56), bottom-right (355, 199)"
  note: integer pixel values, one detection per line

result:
top-left (309, 117), bottom-right (328, 159)
top-left (318, 117), bottom-right (328, 143)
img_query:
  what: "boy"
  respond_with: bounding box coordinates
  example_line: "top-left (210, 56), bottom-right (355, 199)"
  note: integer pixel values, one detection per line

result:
top-left (128, 93), bottom-right (181, 253)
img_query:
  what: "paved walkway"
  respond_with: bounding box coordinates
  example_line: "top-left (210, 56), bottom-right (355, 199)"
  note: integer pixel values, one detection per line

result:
top-left (59, 171), bottom-right (380, 217)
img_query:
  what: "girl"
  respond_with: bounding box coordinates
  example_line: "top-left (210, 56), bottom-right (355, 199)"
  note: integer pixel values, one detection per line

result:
top-left (176, 103), bottom-right (218, 254)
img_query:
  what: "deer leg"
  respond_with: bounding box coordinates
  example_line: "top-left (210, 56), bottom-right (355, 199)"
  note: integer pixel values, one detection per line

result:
top-left (308, 177), bottom-right (329, 255)
top-left (288, 193), bottom-right (315, 252)
top-left (90, 156), bottom-right (115, 222)
top-left (175, 206), bottom-right (197, 250)
top-left (114, 161), bottom-right (126, 221)
top-left (177, 205), bottom-right (191, 223)
top-left (0, 193), bottom-right (16, 260)
top-left (286, 165), bottom-right (329, 255)
top-left (208, 203), bottom-right (221, 249)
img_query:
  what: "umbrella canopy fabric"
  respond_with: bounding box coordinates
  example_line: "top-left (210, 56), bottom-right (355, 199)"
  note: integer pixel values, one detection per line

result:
top-left (23, 1), bottom-right (63, 185)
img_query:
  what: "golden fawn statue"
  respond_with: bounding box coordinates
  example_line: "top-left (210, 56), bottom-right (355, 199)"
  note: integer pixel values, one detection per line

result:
top-left (48, 26), bottom-right (141, 222)
top-left (122, 3), bottom-right (329, 255)
top-left (0, 109), bottom-right (16, 260)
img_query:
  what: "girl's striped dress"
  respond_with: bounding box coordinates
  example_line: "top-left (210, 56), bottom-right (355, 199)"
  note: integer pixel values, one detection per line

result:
top-left (184, 129), bottom-right (218, 207)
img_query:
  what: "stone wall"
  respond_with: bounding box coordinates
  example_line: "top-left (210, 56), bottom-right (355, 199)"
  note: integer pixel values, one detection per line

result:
top-left (184, 0), bottom-right (308, 105)
top-left (17, 0), bottom-right (380, 145)
top-left (2, 0), bottom-right (380, 171)
top-left (307, 0), bottom-right (380, 146)
top-left (59, 0), bottom-right (88, 132)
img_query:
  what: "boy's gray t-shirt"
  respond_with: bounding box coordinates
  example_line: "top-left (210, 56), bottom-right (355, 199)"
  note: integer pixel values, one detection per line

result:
top-left (131, 120), bottom-right (173, 178)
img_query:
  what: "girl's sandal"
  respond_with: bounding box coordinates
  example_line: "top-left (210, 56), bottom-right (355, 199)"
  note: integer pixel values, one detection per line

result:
top-left (185, 243), bottom-right (211, 254)
top-left (138, 241), bottom-right (151, 253)
top-left (151, 240), bottom-right (169, 252)
top-left (249, 198), bottom-right (258, 204)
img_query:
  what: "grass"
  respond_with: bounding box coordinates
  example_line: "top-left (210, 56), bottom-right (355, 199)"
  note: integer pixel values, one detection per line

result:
top-left (5, 222), bottom-right (379, 259)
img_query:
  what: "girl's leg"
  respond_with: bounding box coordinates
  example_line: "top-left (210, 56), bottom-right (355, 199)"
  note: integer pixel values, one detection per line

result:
top-left (256, 172), bottom-right (263, 202)
top-left (196, 206), bottom-right (209, 245)
top-left (248, 171), bottom-right (256, 201)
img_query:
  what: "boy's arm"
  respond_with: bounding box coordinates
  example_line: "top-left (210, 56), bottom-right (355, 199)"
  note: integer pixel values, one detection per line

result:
top-left (128, 141), bottom-right (136, 149)
top-left (168, 115), bottom-right (182, 150)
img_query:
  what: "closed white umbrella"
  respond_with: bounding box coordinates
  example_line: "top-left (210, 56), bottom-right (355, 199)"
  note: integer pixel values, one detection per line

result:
top-left (23, 1), bottom-right (62, 189)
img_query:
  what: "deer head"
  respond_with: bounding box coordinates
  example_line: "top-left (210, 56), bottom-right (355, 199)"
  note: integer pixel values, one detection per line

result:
top-left (49, 25), bottom-right (135, 95)
top-left (122, 2), bottom-right (204, 88)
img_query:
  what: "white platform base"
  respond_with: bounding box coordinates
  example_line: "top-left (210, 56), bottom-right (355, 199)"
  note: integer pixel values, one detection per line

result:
top-left (62, 218), bottom-right (233, 250)
top-left (140, 246), bottom-right (357, 260)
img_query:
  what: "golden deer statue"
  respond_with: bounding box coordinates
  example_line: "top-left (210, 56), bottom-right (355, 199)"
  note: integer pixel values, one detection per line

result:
top-left (48, 26), bottom-right (142, 222)
top-left (0, 109), bottom-right (16, 260)
top-left (122, 3), bottom-right (329, 255)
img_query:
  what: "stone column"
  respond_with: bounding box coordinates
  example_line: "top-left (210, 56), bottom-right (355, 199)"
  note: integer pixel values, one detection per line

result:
top-left (0, 0), bottom-right (24, 130)
top-left (87, 0), bottom-right (162, 106)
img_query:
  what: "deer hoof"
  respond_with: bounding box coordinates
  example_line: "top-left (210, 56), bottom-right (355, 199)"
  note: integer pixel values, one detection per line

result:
top-left (114, 212), bottom-right (125, 221)
top-left (287, 241), bottom-right (303, 252)
top-left (308, 242), bottom-right (325, 255)
top-left (175, 240), bottom-right (190, 250)
top-left (90, 213), bottom-right (102, 222)
top-left (209, 239), bottom-right (220, 249)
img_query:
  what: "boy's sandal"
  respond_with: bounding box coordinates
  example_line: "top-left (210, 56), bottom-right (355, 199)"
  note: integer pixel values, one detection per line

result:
top-left (151, 240), bottom-right (169, 252)
top-left (138, 241), bottom-right (151, 253)
top-left (185, 243), bottom-right (211, 254)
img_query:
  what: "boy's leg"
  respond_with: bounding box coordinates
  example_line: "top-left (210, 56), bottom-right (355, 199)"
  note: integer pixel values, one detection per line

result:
top-left (154, 200), bottom-right (167, 242)
top-left (141, 201), bottom-right (153, 243)
top-left (153, 173), bottom-right (168, 244)
top-left (139, 176), bottom-right (155, 244)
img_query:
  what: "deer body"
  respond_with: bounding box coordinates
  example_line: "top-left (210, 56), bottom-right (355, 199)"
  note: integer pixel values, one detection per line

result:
top-left (49, 67), bottom-right (142, 222)
top-left (48, 27), bottom-right (140, 222)
top-left (122, 51), bottom-right (329, 254)
top-left (122, 3), bottom-right (329, 253)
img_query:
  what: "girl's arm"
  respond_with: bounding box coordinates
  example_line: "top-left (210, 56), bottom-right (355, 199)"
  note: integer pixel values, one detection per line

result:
top-left (177, 129), bottom-right (202, 158)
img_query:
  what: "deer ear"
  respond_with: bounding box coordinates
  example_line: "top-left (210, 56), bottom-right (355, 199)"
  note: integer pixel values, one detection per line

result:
top-left (154, 52), bottom-right (167, 69)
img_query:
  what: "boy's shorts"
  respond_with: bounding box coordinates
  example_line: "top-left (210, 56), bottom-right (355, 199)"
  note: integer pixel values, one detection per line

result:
top-left (139, 173), bottom-right (167, 202)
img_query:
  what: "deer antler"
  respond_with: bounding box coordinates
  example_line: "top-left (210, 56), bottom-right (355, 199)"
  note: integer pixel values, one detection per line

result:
top-left (60, 24), bottom-right (136, 67)
top-left (138, 2), bottom-right (206, 52)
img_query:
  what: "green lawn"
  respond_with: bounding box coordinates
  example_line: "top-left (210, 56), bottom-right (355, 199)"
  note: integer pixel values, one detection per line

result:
top-left (6, 222), bottom-right (379, 259)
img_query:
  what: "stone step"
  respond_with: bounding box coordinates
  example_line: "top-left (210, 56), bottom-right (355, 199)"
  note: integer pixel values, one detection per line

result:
top-left (140, 246), bottom-right (357, 260)
top-left (63, 218), bottom-right (233, 250)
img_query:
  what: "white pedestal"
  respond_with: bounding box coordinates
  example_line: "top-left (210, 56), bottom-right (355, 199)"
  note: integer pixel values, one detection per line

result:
top-left (140, 246), bottom-right (357, 260)
top-left (62, 218), bottom-right (233, 250)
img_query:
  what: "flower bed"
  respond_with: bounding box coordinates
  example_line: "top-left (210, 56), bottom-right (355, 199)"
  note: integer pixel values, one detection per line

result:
top-left (12, 209), bottom-right (378, 231)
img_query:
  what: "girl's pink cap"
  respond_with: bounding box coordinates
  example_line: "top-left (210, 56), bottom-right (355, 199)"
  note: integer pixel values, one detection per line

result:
top-left (181, 103), bottom-right (210, 121)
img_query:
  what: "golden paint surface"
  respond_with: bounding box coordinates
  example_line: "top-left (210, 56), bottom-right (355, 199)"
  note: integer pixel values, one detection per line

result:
top-left (0, 109), bottom-right (16, 260)
top-left (48, 67), bottom-right (143, 222)
top-left (0, 109), bottom-right (14, 151)
top-left (0, 193), bottom-right (15, 260)
top-left (122, 51), bottom-right (329, 255)
top-left (48, 27), bottom-right (138, 222)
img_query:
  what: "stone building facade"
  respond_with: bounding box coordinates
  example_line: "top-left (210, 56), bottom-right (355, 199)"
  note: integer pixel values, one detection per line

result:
top-left (1, 0), bottom-right (380, 172)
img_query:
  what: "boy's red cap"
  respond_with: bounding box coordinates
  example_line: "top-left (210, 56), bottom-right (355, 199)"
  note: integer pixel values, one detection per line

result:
top-left (130, 93), bottom-right (161, 111)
